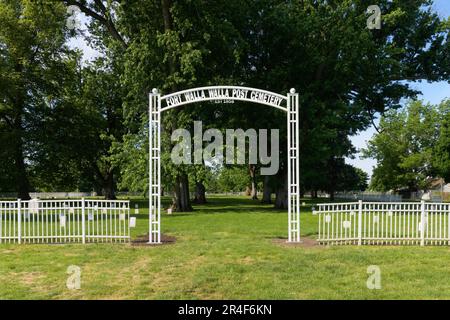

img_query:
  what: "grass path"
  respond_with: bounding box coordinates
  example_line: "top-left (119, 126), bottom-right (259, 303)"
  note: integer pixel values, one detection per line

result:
top-left (1, 196), bottom-right (450, 299)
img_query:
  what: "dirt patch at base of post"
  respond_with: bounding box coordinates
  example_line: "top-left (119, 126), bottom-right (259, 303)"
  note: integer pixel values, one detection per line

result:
top-left (131, 234), bottom-right (176, 246)
top-left (272, 236), bottom-right (319, 248)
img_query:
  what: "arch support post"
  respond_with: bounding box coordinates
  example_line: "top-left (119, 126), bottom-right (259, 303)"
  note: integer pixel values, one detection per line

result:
top-left (149, 90), bottom-right (162, 244)
top-left (287, 90), bottom-right (301, 242)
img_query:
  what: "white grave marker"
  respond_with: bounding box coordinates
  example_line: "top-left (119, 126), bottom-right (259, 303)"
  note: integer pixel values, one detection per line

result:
top-left (60, 215), bottom-right (66, 227)
top-left (29, 198), bottom-right (39, 214)
top-left (129, 217), bottom-right (136, 228)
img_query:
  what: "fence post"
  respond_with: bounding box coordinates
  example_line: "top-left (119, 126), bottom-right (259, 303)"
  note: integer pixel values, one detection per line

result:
top-left (17, 199), bottom-right (22, 244)
top-left (81, 198), bottom-right (86, 244)
top-left (448, 203), bottom-right (450, 246)
top-left (421, 200), bottom-right (425, 247)
top-left (358, 200), bottom-right (362, 245)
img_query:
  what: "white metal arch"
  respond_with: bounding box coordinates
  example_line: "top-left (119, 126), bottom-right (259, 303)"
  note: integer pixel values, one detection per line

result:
top-left (148, 85), bottom-right (300, 243)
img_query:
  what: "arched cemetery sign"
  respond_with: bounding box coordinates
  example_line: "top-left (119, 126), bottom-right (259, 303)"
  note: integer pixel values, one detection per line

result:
top-left (161, 86), bottom-right (288, 112)
top-left (149, 86), bottom-right (300, 243)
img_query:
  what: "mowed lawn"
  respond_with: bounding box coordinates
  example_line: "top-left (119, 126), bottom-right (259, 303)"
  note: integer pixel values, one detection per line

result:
top-left (1, 196), bottom-right (450, 299)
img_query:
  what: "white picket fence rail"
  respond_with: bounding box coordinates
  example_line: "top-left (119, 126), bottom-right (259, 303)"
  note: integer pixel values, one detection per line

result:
top-left (0, 199), bottom-right (130, 244)
top-left (315, 201), bottom-right (450, 246)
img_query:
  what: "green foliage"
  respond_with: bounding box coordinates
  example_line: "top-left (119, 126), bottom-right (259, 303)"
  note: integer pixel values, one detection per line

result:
top-left (336, 164), bottom-right (369, 192)
top-left (0, 0), bottom-right (73, 196)
top-left (433, 100), bottom-right (450, 181)
top-left (217, 166), bottom-right (250, 193)
top-left (29, 57), bottom-right (125, 197)
top-left (364, 100), bottom-right (446, 191)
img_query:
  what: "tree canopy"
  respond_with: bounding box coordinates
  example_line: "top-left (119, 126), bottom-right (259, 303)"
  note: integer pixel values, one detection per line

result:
top-left (364, 100), bottom-right (450, 192)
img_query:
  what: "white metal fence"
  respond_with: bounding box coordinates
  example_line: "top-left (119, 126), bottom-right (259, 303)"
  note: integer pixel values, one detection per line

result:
top-left (315, 201), bottom-right (450, 246)
top-left (0, 199), bottom-right (130, 244)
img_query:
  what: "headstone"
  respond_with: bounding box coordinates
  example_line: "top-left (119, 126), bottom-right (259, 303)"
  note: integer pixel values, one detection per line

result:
top-left (60, 214), bottom-right (66, 227)
top-left (29, 198), bottom-right (39, 214)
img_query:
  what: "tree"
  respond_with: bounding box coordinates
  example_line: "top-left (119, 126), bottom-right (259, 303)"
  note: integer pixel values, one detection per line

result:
top-left (28, 56), bottom-right (125, 199)
top-left (217, 166), bottom-right (250, 193)
top-left (337, 164), bottom-right (369, 192)
top-left (433, 100), bottom-right (450, 182)
top-left (0, 0), bottom-right (75, 199)
top-left (78, 60), bottom-right (125, 199)
top-left (363, 100), bottom-right (440, 192)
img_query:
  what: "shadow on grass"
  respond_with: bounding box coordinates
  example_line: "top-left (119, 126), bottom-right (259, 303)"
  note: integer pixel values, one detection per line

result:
top-left (131, 196), bottom-right (320, 220)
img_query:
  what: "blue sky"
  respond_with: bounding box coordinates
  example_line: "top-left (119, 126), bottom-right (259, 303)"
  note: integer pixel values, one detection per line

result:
top-left (69, 1), bottom-right (450, 179)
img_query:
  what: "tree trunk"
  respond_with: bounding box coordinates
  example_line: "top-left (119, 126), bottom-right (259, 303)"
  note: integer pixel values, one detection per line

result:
top-left (161, 0), bottom-right (192, 211)
top-left (193, 181), bottom-right (207, 204)
top-left (102, 170), bottom-right (116, 200)
top-left (171, 173), bottom-right (193, 212)
top-left (261, 175), bottom-right (272, 204)
top-left (13, 83), bottom-right (30, 200)
top-left (14, 138), bottom-right (30, 200)
top-left (94, 185), bottom-right (103, 197)
top-left (249, 164), bottom-right (258, 200)
top-left (274, 172), bottom-right (288, 209)
top-left (161, 0), bottom-right (173, 33)
top-left (94, 164), bottom-right (116, 200)
top-left (327, 157), bottom-right (337, 201)
top-left (329, 190), bottom-right (335, 201)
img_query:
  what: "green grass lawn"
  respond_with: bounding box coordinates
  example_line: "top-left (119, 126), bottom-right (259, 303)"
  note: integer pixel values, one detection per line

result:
top-left (1, 195), bottom-right (450, 299)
